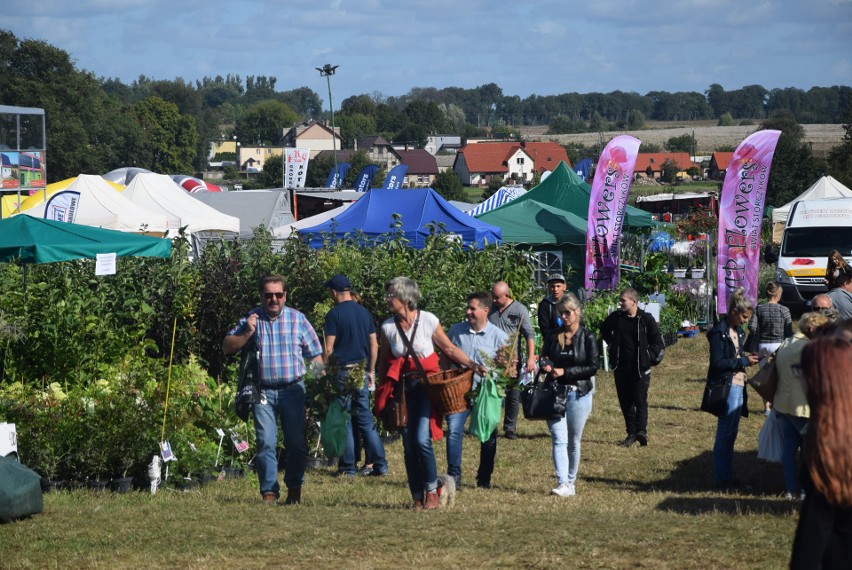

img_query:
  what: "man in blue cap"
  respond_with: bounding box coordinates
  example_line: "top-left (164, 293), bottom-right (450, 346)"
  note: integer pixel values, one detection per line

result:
top-left (323, 274), bottom-right (388, 477)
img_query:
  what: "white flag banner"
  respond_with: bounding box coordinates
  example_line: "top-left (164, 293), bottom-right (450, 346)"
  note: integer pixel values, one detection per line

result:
top-left (284, 148), bottom-right (310, 189)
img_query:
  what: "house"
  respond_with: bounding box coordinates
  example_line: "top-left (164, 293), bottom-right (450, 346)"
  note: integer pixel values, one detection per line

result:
top-left (453, 141), bottom-right (571, 186)
top-left (282, 121), bottom-right (342, 159)
top-left (354, 136), bottom-right (402, 172)
top-left (425, 135), bottom-right (463, 155)
top-left (397, 149), bottom-right (439, 188)
top-left (236, 145), bottom-right (284, 172)
top-left (708, 152), bottom-right (734, 180)
top-left (633, 152), bottom-right (693, 180)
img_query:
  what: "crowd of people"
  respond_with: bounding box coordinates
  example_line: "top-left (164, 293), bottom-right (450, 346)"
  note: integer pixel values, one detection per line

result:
top-left (223, 266), bottom-right (850, 565)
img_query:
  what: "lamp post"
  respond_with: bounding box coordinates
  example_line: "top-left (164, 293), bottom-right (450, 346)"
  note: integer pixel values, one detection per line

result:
top-left (316, 63), bottom-right (339, 188)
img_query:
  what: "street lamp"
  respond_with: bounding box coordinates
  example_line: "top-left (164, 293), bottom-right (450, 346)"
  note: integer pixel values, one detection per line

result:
top-left (316, 63), bottom-right (339, 188)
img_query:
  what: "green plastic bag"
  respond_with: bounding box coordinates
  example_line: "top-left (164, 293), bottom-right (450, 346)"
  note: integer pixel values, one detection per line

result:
top-left (470, 374), bottom-right (504, 443)
top-left (320, 400), bottom-right (349, 459)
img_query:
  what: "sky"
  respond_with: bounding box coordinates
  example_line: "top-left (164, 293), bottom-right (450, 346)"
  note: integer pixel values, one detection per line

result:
top-left (5, 0), bottom-right (852, 103)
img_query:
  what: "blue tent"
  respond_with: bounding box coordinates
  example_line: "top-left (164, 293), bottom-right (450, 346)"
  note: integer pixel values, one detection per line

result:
top-left (298, 188), bottom-right (501, 249)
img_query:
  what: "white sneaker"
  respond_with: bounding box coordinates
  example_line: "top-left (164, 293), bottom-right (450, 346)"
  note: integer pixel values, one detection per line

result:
top-left (551, 483), bottom-right (575, 497)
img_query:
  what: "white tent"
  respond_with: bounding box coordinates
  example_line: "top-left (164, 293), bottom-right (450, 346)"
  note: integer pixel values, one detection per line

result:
top-left (772, 175), bottom-right (852, 242)
top-left (122, 173), bottom-right (240, 234)
top-left (466, 185), bottom-right (527, 217)
top-left (19, 174), bottom-right (169, 234)
top-left (190, 190), bottom-right (294, 241)
top-left (273, 202), bottom-right (354, 239)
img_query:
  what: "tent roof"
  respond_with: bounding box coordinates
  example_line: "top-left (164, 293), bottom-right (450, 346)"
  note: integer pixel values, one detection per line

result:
top-left (0, 216), bottom-right (171, 264)
top-left (772, 175), bottom-right (852, 223)
top-left (273, 202), bottom-right (354, 239)
top-left (190, 190), bottom-right (294, 240)
top-left (18, 174), bottom-right (169, 233)
top-left (122, 173), bottom-right (239, 234)
top-left (298, 188), bottom-right (501, 249)
top-left (467, 186), bottom-right (527, 217)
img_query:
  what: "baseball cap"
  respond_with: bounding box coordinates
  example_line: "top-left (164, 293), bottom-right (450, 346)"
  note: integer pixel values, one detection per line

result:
top-left (324, 274), bottom-right (352, 292)
top-left (547, 273), bottom-right (566, 284)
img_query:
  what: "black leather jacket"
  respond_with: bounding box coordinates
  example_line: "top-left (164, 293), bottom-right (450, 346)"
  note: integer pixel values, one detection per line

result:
top-left (542, 326), bottom-right (599, 396)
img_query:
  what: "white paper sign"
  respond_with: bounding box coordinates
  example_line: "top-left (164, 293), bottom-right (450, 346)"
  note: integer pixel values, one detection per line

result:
top-left (160, 440), bottom-right (177, 462)
top-left (95, 253), bottom-right (117, 275)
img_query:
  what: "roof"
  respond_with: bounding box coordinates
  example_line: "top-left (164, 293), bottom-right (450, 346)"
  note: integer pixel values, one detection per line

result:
top-left (397, 149), bottom-right (438, 175)
top-left (190, 190), bottom-right (294, 240)
top-left (458, 141), bottom-right (571, 174)
top-left (772, 175), bottom-right (852, 222)
top-left (711, 152), bottom-right (734, 170)
top-left (634, 152), bottom-right (693, 172)
top-left (357, 135), bottom-right (392, 150)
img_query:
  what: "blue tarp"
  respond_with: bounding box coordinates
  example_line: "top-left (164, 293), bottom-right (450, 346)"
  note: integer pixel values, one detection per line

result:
top-left (298, 188), bottom-right (502, 249)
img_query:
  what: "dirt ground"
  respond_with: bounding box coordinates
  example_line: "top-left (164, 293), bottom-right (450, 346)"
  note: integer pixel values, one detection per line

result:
top-left (521, 121), bottom-right (845, 158)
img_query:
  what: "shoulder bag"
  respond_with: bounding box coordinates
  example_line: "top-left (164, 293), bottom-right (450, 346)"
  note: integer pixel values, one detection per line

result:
top-left (748, 355), bottom-right (779, 402)
top-left (700, 379), bottom-right (730, 417)
top-left (379, 316), bottom-right (422, 431)
top-left (235, 333), bottom-right (262, 422)
top-left (521, 369), bottom-right (567, 420)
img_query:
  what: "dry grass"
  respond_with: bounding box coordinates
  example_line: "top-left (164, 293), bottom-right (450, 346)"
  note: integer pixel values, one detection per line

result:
top-left (0, 336), bottom-right (799, 569)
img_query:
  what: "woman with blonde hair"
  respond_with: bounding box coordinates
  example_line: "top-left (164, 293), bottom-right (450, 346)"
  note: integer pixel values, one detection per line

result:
top-left (539, 293), bottom-right (598, 497)
top-left (706, 288), bottom-right (760, 489)
top-left (790, 328), bottom-right (852, 568)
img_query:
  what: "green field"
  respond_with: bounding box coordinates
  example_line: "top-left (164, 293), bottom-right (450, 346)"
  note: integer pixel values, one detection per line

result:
top-left (0, 335), bottom-right (798, 569)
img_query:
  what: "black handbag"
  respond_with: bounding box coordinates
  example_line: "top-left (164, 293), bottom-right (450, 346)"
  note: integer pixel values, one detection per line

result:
top-left (521, 372), bottom-right (568, 420)
top-left (700, 380), bottom-right (730, 417)
top-left (235, 333), bottom-right (262, 422)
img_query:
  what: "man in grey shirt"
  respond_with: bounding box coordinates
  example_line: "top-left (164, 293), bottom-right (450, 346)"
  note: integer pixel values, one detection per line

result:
top-left (826, 274), bottom-right (852, 320)
top-left (488, 281), bottom-right (537, 440)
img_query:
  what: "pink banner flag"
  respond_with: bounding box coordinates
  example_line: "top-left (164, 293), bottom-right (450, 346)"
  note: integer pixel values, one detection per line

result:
top-left (584, 135), bottom-right (642, 290)
top-left (716, 129), bottom-right (781, 313)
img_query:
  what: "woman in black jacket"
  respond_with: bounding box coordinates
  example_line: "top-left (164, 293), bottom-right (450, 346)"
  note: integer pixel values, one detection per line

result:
top-left (540, 293), bottom-right (598, 497)
top-left (706, 288), bottom-right (760, 489)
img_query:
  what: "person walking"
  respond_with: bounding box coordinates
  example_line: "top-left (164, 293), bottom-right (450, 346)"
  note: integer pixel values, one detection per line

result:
top-left (445, 291), bottom-right (509, 490)
top-left (489, 281), bottom-right (537, 440)
top-left (705, 288), bottom-right (760, 490)
top-left (322, 274), bottom-right (388, 478)
top-left (599, 287), bottom-right (665, 447)
top-left (377, 277), bottom-right (482, 510)
top-left (223, 275), bottom-right (323, 505)
top-left (540, 293), bottom-right (598, 497)
top-left (537, 274), bottom-right (567, 347)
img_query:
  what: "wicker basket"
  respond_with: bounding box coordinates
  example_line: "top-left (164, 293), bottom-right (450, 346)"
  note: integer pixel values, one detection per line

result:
top-left (422, 369), bottom-right (474, 416)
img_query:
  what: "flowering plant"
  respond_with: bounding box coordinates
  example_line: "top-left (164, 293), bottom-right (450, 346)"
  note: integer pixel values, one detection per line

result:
top-left (472, 329), bottom-right (521, 397)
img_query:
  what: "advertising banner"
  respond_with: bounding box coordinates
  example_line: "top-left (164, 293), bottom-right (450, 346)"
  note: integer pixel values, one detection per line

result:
top-left (353, 164), bottom-right (379, 192)
top-left (381, 164), bottom-right (408, 190)
top-left (284, 148), bottom-right (310, 189)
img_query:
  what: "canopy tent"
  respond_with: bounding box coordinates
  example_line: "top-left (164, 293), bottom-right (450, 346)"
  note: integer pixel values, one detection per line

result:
top-left (771, 175), bottom-right (852, 242)
top-left (170, 174), bottom-right (223, 193)
top-left (16, 176), bottom-right (125, 214)
top-left (466, 185), bottom-right (527, 217)
top-left (17, 174), bottom-right (170, 234)
top-left (449, 200), bottom-right (477, 212)
top-left (273, 202), bottom-right (354, 239)
top-left (298, 188), bottom-right (502, 249)
top-left (476, 161), bottom-right (657, 289)
top-left (102, 167), bottom-right (151, 186)
top-left (122, 173), bottom-right (239, 234)
top-left (0, 215), bottom-right (171, 264)
top-left (190, 190), bottom-right (294, 241)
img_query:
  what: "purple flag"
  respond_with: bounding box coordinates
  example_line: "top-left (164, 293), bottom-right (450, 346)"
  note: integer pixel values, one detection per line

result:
top-left (716, 130), bottom-right (781, 313)
top-left (584, 135), bottom-right (641, 291)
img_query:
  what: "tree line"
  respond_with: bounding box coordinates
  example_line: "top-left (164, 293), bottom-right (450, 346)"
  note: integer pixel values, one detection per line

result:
top-left (1, 28), bottom-right (850, 185)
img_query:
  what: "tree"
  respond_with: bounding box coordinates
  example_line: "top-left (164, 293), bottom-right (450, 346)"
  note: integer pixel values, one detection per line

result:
top-left (132, 96), bottom-right (198, 173)
top-left (627, 109), bottom-right (645, 129)
top-left (659, 159), bottom-right (679, 183)
top-left (306, 153), bottom-right (335, 188)
top-left (666, 133), bottom-right (697, 154)
top-left (718, 113), bottom-right (734, 126)
top-left (236, 100), bottom-right (299, 146)
top-left (761, 117), bottom-right (827, 207)
top-left (257, 156), bottom-right (283, 188)
top-left (482, 175), bottom-right (504, 200)
top-left (827, 117), bottom-right (852, 188)
top-left (431, 168), bottom-right (466, 202)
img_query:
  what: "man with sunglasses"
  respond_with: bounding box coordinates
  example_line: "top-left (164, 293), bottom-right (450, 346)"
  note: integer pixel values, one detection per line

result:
top-left (224, 274), bottom-right (323, 506)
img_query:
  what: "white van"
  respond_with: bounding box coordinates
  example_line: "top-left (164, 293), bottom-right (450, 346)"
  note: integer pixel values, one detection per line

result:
top-left (776, 197), bottom-right (852, 308)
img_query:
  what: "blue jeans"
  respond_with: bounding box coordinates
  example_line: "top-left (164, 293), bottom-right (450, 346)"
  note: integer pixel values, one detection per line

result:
top-left (252, 383), bottom-right (307, 497)
top-left (445, 408), bottom-right (470, 486)
top-left (777, 412), bottom-right (808, 493)
top-left (547, 389), bottom-right (593, 486)
top-left (713, 383), bottom-right (744, 485)
top-left (338, 375), bottom-right (388, 475)
top-left (401, 379), bottom-right (438, 499)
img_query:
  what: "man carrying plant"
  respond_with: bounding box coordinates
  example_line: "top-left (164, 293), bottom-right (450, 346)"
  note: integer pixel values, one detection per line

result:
top-left (599, 287), bottom-right (665, 447)
top-left (223, 274), bottom-right (323, 505)
top-left (322, 274), bottom-right (388, 478)
top-left (489, 281), bottom-right (537, 440)
top-left (538, 274), bottom-right (567, 347)
top-left (445, 291), bottom-right (508, 489)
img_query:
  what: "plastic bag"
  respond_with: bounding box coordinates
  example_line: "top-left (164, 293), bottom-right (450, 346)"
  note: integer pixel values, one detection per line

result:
top-left (470, 374), bottom-right (503, 443)
top-left (320, 400), bottom-right (349, 459)
top-left (757, 410), bottom-right (783, 463)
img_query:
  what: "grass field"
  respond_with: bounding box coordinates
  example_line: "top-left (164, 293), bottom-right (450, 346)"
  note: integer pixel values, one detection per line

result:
top-left (0, 335), bottom-right (799, 569)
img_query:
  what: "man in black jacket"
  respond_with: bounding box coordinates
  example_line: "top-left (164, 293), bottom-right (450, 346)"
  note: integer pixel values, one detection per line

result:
top-left (600, 287), bottom-right (665, 447)
top-left (537, 273), bottom-right (567, 347)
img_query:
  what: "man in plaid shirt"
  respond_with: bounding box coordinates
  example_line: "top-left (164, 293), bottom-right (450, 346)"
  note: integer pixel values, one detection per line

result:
top-left (224, 275), bottom-right (323, 506)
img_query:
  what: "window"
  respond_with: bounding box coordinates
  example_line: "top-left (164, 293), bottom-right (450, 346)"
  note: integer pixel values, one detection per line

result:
top-left (532, 251), bottom-right (563, 287)
top-left (517, 157), bottom-right (525, 165)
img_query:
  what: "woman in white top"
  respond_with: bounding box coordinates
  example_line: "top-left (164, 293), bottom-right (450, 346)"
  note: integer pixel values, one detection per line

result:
top-left (378, 276), bottom-right (479, 510)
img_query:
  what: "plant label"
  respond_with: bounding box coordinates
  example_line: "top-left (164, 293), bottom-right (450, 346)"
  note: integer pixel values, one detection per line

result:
top-left (160, 440), bottom-right (177, 462)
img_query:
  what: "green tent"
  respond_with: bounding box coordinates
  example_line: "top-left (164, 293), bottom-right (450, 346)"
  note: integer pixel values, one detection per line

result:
top-left (476, 161), bottom-right (657, 288)
top-left (0, 215), bottom-right (172, 264)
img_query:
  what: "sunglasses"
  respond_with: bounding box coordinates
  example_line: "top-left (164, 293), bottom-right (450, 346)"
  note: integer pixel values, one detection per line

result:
top-left (264, 292), bottom-right (285, 300)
